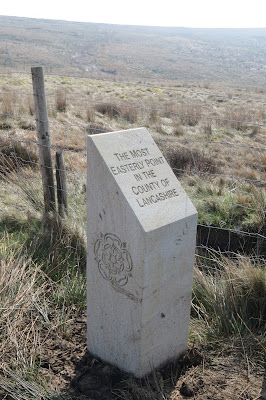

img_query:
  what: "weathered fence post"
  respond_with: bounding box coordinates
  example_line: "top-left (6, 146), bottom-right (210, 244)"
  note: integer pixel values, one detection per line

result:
top-left (31, 66), bottom-right (56, 213)
top-left (55, 150), bottom-right (68, 216)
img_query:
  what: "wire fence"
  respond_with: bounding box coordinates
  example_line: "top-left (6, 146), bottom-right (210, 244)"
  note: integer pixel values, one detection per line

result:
top-left (0, 69), bottom-right (265, 257)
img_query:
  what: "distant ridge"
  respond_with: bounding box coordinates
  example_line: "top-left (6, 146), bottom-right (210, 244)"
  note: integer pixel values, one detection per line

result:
top-left (0, 15), bottom-right (266, 87)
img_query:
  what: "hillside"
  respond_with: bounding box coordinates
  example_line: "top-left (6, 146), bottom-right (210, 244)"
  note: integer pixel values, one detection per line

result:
top-left (1, 15), bottom-right (266, 86)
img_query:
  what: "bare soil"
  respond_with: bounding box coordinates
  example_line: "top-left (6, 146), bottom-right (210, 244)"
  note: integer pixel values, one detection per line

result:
top-left (37, 313), bottom-right (265, 400)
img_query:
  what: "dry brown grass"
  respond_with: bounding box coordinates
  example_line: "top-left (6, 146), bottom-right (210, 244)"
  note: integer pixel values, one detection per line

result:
top-left (0, 71), bottom-right (264, 246)
top-left (178, 104), bottom-right (202, 126)
top-left (86, 106), bottom-right (95, 122)
top-left (202, 122), bottom-right (212, 137)
top-left (165, 145), bottom-right (219, 176)
top-left (172, 121), bottom-right (184, 136)
top-left (86, 124), bottom-right (109, 135)
top-left (94, 102), bottom-right (120, 118)
top-left (120, 105), bottom-right (138, 123)
top-left (55, 89), bottom-right (67, 112)
top-left (193, 253), bottom-right (266, 336)
top-left (94, 102), bottom-right (138, 123)
top-left (0, 250), bottom-right (44, 367)
top-left (0, 238), bottom-right (83, 399)
top-left (221, 106), bottom-right (260, 132)
top-left (0, 72), bottom-right (264, 157)
top-left (0, 138), bottom-right (39, 176)
top-left (149, 108), bottom-right (160, 124)
top-left (0, 244), bottom-right (53, 378)
top-left (28, 95), bottom-right (35, 116)
top-left (1, 90), bottom-right (17, 115)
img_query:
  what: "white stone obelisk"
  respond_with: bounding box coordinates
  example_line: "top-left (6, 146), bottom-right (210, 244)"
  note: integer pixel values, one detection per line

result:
top-left (87, 127), bottom-right (197, 377)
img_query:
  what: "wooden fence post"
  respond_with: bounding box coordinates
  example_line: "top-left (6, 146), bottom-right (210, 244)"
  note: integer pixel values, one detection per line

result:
top-left (31, 66), bottom-right (56, 214)
top-left (55, 150), bottom-right (68, 216)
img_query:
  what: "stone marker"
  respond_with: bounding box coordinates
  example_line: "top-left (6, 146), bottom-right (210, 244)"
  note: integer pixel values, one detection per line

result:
top-left (87, 127), bottom-right (197, 378)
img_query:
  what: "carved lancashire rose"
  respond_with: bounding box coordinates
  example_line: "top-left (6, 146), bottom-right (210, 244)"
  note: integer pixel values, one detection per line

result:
top-left (94, 233), bottom-right (133, 286)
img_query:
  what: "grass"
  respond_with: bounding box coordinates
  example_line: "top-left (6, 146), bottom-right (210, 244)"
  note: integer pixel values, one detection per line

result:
top-left (1, 90), bottom-right (17, 115)
top-left (178, 104), bottom-right (202, 126)
top-left (159, 139), bottom-right (265, 240)
top-left (182, 175), bottom-right (266, 236)
top-left (0, 168), bottom-right (87, 286)
top-left (0, 213), bottom-right (86, 282)
top-left (0, 242), bottom-right (56, 398)
top-left (192, 253), bottom-right (266, 338)
top-left (0, 174), bottom-right (87, 398)
top-left (0, 138), bottom-right (39, 176)
top-left (94, 102), bottom-right (138, 123)
top-left (0, 153), bottom-right (265, 399)
top-left (55, 90), bottom-right (67, 112)
top-left (165, 145), bottom-right (219, 176)
top-left (0, 228), bottom-right (264, 399)
top-left (0, 237), bottom-right (87, 400)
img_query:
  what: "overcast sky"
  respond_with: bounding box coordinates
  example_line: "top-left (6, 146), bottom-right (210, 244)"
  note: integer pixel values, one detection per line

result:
top-left (1, 0), bottom-right (266, 28)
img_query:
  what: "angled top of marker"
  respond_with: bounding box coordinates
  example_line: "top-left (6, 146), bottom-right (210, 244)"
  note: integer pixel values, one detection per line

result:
top-left (87, 127), bottom-right (197, 232)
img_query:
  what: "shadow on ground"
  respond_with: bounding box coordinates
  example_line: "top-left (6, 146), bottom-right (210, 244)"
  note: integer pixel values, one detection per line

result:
top-left (66, 348), bottom-right (203, 399)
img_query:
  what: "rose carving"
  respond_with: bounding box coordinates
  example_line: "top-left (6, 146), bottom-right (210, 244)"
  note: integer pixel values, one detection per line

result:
top-left (94, 233), bottom-right (133, 286)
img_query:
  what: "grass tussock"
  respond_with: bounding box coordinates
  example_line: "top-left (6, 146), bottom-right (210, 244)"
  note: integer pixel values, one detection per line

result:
top-left (166, 145), bottom-right (218, 175)
top-left (94, 102), bottom-right (138, 122)
top-left (0, 246), bottom-right (50, 367)
top-left (1, 90), bottom-right (17, 115)
top-left (55, 89), bottom-right (67, 112)
top-left (19, 119), bottom-right (35, 131)
top-left (120, 106), bottom-right (138, 123)
top-left (0, 213), bottom-right (87, 282)
top-left (223, 107), bottom-right (251, 131)
top-left (28, 96), bottom-right (35, 116)
top-left (172, 120), bottom-right (184, 136)
top-left (0, 138), bottom-right (39, 176)
top-left (183, 176), bottom-right (266, 236)
top-left (37, 215), bottom-right (87, 280)
top-left (86, 106), bottom-right (95, 122)
top-left (193, 253), bottom-right (266, 338)
top-left (94, 102), bottom-right (120, 118)
top-left (0, 237), bottom-right (86, 399)
top-left (203, 122), bottom-right (212, 137)
top-left (0, 120), bottom-right (12, 130)
top-left (0, 244), bottom-right (55, 398)
top-left (178, 104), bottom-right (202, 126)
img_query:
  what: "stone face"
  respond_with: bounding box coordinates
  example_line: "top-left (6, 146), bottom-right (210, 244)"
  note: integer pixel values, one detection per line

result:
top-left (87, 127), bottom-right (197, 378)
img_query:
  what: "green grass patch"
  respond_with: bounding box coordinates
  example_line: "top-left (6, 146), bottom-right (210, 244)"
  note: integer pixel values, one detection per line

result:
top-left (183, 176), bottom-right (265, 235)
top-left (0, 213), bottom-right (87, 294)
